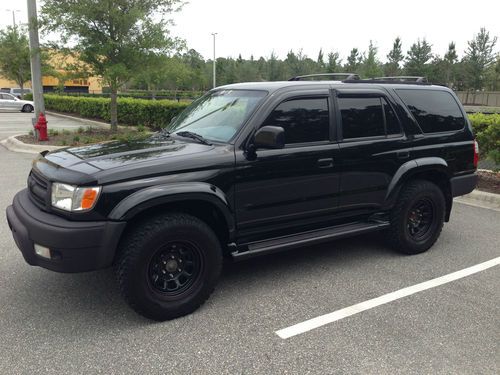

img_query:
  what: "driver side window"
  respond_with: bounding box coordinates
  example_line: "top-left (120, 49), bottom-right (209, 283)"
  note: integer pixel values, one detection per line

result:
top-left (262, 97), bottom-right (329, 145)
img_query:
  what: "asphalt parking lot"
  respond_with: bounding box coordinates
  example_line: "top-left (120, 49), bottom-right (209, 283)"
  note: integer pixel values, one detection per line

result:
top-left (0, 114), bottom-right (499, 374)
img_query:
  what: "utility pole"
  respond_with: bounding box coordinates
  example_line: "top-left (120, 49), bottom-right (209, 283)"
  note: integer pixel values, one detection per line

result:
top-left (211, 32), bottom-right (217, 88)
top-left (6, 9), bottom-right (21, 28)
top-left (27, 0), bottom-right (45, 122)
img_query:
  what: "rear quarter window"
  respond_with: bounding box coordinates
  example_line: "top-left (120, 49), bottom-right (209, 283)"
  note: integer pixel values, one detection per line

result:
top-left (396, 89), bottom-right (465, 133)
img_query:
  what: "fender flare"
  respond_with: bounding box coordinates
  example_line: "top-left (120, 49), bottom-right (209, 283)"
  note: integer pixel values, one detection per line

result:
top-left (108, 182), bottom-right (235, 235)
top-left (384, 157), bottom-right (450, 208)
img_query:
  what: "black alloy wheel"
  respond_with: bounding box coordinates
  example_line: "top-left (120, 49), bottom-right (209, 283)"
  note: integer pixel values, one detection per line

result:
top-left (406, 198), bottom-right (435, 241)
top-left (148, 241), bottom-right (202, 296)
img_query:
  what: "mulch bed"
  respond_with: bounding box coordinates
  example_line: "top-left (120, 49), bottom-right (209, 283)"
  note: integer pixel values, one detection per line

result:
top-left (477, 170), bottom-right (500, 194)
top-left (17, 127), bottom-right (150, 147)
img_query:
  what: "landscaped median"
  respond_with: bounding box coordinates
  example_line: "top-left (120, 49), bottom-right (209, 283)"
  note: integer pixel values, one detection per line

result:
top-left (43, 94), bottom-right (190, 130)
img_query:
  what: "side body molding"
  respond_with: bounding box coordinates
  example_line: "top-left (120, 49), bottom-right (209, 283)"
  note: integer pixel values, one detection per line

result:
top-left (108, 182), bottom-right (235, 234)
top-left (384, 157), bottom-right (450, 208)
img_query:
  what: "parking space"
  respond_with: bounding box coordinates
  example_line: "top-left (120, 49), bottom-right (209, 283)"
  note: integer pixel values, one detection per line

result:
top-left (0, 143), bottom-right (498, 373)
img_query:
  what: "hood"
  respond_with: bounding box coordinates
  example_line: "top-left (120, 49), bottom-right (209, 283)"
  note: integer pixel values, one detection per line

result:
top-left (44, 135), bottom-right (214, 174)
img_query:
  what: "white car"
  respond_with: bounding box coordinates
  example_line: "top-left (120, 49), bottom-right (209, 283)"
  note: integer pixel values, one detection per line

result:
top-left (0, 93), bottom-right (34, 112)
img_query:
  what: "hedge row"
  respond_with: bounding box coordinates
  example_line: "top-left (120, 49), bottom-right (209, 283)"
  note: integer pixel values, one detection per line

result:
top-left (468, 113), bottom-right (500, 164)
top-left (43, 94), bottom-right (189, 130)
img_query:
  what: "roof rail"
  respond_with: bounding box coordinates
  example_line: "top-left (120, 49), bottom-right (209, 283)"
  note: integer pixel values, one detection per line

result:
top-left (372, 76), bottom-right (428, 83)
top-left (289, 73), bottom-right (360, 81)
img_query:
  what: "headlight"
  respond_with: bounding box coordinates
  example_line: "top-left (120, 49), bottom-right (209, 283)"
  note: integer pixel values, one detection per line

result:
top-left (51, 183), bottom-right (101, 212)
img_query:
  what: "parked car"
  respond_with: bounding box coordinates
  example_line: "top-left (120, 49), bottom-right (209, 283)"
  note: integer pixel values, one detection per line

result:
top-left (0, 87), bottom-right (33, 98)
top-left (0, 93), bottom-right (34, 112)
top-left (6, 74), bottom-right (478, 320)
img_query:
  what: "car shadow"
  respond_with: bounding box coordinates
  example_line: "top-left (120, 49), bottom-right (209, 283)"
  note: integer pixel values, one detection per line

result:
top-left (7, 232), bottom-right (398, 330)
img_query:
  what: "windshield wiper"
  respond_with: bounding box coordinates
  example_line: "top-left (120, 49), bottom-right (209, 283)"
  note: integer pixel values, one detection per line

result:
top-left (175, 131), bottom-right (213, 146)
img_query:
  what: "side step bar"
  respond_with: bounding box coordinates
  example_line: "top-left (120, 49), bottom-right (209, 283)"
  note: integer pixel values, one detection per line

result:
top-left (231, 221), bottom-right (390, 261)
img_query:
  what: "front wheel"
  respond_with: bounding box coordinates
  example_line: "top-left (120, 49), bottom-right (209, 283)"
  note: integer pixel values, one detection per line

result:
top-left (385, 180), bottom-right (445, 255)
top-left (116, 213), bottom-right (222, 321)
top-left (22, 104), bottom-right (34, 113)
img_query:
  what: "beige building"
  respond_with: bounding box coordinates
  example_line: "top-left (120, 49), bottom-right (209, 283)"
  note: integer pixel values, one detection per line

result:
top-left (0, 51), bottom-right (103, 93)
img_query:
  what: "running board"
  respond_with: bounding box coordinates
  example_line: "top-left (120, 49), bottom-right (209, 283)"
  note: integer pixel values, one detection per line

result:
top-left (231, 221), bottom-right (390, 261)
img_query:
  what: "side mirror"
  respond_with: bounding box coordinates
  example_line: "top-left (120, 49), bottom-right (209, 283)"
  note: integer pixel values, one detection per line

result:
top-left (253, 126), bottom-right (285, 150)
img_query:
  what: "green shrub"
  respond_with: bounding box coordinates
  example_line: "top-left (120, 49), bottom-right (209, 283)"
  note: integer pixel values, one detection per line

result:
top-left (468, 113), bottom-right (500, 164)
top-left (42, 94), bottom-right (189, 130)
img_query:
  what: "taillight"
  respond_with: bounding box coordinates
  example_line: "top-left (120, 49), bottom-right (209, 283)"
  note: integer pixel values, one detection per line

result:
top-left (473, 140), bottom-right (479, 169)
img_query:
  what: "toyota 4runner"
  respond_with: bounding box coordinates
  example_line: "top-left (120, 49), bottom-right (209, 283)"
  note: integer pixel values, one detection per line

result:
top-left (6, 75), bottom-right (478, 320)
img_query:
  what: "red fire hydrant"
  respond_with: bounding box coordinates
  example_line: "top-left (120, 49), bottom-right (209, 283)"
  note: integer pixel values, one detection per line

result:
top-left (34, 113), bottom-right (48, 141)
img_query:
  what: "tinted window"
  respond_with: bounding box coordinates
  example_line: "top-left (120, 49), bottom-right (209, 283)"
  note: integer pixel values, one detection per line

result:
top-left (339, 97), bottom-right (385, 139)
top-left (383, 98), bottom-right (401, 135)
top-left (263, 98), bottom-right (329, 144)
top-left (397, 89), bottom-right (465, 133)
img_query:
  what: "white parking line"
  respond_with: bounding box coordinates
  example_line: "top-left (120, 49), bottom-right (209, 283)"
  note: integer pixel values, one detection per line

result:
top-left (275, 256), bottom-right (500, 339)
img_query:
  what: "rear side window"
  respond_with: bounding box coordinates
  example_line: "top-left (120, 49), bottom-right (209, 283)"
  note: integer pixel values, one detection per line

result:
top-left (396, 89), bottom-right (465, 133)
top-left (263, 97), bottom-right (329, 144)
top-left (339, 97), bottom-right (402, 139)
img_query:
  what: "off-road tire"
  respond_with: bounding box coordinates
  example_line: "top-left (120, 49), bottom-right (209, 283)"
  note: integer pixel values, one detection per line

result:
top-left (116, 213), bottom-right (222, 321)
top-left (385, 179), bottom-right (445, 255)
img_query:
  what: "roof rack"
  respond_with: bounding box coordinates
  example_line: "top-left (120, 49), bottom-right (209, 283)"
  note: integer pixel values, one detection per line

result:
top-left (342, 76), bottom-right (431, 85)
top-left (289, 73), bottom-right (360, 81)
top-left (372, 76), bottom-right (428, 83)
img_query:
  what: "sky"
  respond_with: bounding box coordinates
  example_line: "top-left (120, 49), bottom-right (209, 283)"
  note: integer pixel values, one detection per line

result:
top-left (1, 0), bottom-right (499, 62)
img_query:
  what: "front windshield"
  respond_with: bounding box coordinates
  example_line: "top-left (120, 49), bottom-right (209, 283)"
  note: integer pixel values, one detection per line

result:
top-left (167, 89), bottom-right (267, 142)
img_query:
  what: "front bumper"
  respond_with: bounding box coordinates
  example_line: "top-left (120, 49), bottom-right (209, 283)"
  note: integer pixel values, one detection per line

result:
top-left (6, 189), bottom-right (126, 273)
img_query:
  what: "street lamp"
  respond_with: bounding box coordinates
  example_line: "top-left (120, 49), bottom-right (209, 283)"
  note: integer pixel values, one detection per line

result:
top-left (6, 9), bottom-right (21, 28)
top-left (211, 32), bottom-right (218, 88)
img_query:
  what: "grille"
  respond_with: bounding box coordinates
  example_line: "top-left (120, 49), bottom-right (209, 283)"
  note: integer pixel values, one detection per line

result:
top-left (28, 171), bottom-right (49, 209)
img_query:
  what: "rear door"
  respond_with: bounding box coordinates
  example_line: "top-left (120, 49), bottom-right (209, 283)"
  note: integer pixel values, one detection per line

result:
top-left (334, 89), bottom-right (412, 213)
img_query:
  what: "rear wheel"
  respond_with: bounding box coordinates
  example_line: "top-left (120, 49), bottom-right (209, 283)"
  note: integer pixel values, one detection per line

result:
top-left (116, 213), bottom-right (222, 321)
top-left (385, 180), bottom-right (445, 254)
top-left (22, 104), bottom-right (34, 113)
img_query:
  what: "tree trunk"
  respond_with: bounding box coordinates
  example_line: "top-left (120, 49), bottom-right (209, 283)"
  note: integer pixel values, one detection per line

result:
top-left (19, 82), bottom-right (24, 100)
top-left (110, 87), bottom-right (118, 132)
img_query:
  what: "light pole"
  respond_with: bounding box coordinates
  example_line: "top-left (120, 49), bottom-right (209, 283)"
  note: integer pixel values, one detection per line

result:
top-left (6, 9), bottom-right (21, 28)
top-left (211, 32), bottom-right (217, 88)
top-left (27, 0), bottom-right (45, 122)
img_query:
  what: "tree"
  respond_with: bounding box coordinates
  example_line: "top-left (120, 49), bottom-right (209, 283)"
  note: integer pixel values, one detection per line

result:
top-left (360, 41), bottom-right (382, 78)
top-left (0, 26), bottom-right (31, 99)
top-left (443, 42), bottom-right (458, 87)
top-left (41, 0), bottom-right (183, 131)
top-left (326, 52), bottom-right (341, 73)
top-left (317, 48), bottom-right (325, 70)
top-left (344, 48), bottom-right (361, 73)
top-left (463, 27), bottom-right (498, 90)
top-left (405, 39), bottom-right (433, 77)
top-left (385, 37), bottom-right (404, 76)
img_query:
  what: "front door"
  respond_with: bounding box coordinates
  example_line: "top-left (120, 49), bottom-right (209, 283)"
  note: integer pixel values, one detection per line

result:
top-left (234, 92), bottom-right (341, 242)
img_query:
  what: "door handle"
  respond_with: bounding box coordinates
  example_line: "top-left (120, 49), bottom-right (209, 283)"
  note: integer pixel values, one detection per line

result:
top-left (397, 151), bottom-right (410, 159)
top-left (317, 158), bottom-right (334, 168)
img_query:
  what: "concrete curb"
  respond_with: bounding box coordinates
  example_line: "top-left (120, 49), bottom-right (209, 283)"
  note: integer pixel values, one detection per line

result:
top-left (455, 189), bottom-right (500, 211)
top-left (46, 111), bottom-right (109, 128)
top-left (0, 135), bottom-right (63, 154)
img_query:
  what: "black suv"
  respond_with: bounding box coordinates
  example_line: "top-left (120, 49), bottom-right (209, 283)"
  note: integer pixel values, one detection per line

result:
top-left (6, 75), bottom-right (478, 320)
